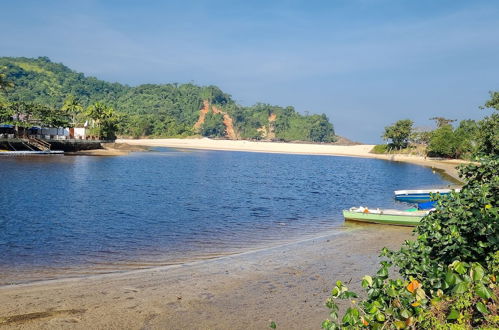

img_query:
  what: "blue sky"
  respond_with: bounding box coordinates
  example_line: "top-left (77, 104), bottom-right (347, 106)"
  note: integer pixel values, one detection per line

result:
top-left (2, 0), bottom-right (498, 143)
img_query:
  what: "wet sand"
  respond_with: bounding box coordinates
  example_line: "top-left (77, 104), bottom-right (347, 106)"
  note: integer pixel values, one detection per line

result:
top-left (70, 143), bottom-right (149, 156)
top-left (117, 138), bottom-right (466, 182)
top-left (0, 225), bottom-right (413, 329)
top-left (0, 138), bottom-right (458, 329)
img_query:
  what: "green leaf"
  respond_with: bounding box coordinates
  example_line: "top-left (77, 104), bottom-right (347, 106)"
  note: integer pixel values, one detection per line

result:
top-left (445, 272), bottom-right (457, 286)
top-left (341, 312), bottom-right (352, 325)
top-left (375, 313), bottom-right (385, 322)
top-left (387, 287), bottom-right (398, 297)
top-left (453, 261), bottom-right (467, 275)
top-left (377, 266), bottom-right (388, 277)
top-left (471, 264), bottom-right (485, 281)
top-left (269, 321), bottom-right (277, 329)
top-left (400, 309), bottom-right (411, 319)
top-left (447, 309), bottom-right (460, 320)
top-left (342, 291), bottom-right (358, 299)
top-left (453, 281), bottom-right (469, 294)
top-left (476, 301), bottom-right (489, 315)
top-left (475, 283), bottom-right (492, 299)
top-left (361, 275), bottom-right (373, 288)
top-left (321, 320), bottom-right (331, 329)
top-left (394, 320), bottom-right (406, 329)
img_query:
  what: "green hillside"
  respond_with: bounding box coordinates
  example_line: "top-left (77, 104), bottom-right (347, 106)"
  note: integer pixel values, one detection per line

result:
top-left (0, 56), bottom-right (335, 141)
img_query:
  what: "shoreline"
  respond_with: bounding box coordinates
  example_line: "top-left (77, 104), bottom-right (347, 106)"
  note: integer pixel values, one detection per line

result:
top-left (0, 225), bottom-right (351, 288)
top-left (117, 138), bottom-right (465, 182)
top-left (0, 226), bottom-right (352, 289)
top-left (0, 225), bottom-right (413, 329)
top-left (68, 142), bottom-right (150, 156)
top-left (0, 138), bottom-right (461, 328)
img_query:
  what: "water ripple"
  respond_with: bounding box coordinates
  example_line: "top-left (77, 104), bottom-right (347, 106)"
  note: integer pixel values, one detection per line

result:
top-left (0, 148), bottom-right (449, 284)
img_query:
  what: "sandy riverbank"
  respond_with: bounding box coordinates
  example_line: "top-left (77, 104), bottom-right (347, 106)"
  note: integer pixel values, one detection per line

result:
top-left (117, 138), bottom-right (465, 182)
top-left (69, 143), bottom-right (150, 156)
top-left (0, 224), bottom-right (413, 329)
top-left (0, 138), bottom-right (463, 329)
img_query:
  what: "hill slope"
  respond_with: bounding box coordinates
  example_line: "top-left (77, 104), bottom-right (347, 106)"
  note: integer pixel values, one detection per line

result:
top-left (0, 56), bottom-right (335, 141)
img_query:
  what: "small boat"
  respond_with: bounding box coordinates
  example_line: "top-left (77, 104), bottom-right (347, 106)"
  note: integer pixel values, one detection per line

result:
top-left (343, 206), bottom-right (430, 226)
top-left (417, 201), bottom-right (436, 210)
top-left (394, 188), bottom-right (459, 203)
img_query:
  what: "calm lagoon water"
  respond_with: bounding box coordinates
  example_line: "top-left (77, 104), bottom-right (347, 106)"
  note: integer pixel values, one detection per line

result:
top-left (0, 148), bottom-right (450, 284)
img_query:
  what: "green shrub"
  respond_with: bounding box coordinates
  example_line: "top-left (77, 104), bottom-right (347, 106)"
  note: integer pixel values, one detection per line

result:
top-left (382, 119), bottom-right (413, 150)
top-left (323, 157), bottom-right (499, 329)
top-left (370, 144), bottom-right (390, 154)
top-left (427, 125), bottom-right (459, 158)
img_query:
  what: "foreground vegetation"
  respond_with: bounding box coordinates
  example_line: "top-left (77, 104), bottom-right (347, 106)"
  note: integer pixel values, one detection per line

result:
top-left (377, 93), bottom-right (499, 159)
top-left (323, 157), bottom-right (498, 329)
top-left (0, 56), bottom-right (335, 142)
top-left (324, 109), bottom-right (498, 328)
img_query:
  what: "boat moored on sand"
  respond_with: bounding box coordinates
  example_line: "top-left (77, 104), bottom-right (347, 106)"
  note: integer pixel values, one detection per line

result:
top-left (394, 188), bottom-right (460, 203)
top-left (343, 206), bottom-right (430, 226)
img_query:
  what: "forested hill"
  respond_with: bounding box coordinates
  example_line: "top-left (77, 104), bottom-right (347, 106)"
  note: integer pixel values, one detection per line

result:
top-left (0, 56), bottom-right (335, 141)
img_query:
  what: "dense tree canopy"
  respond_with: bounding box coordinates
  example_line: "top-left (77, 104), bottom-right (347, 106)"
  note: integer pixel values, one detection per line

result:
top-left (382, 119), bottom-right (413, 149)
top-left (376, 92), bottom-right (498, 159)
top-left (0, 56), bottom-right (336, 142)
top-left (200, 112), bottom-right (225, 137)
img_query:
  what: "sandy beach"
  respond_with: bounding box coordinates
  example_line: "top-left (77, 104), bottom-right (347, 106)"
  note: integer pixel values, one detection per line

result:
top-left (0, 138), bottom-right (462, 329)
top-left (117, 138), bottom-right (465, 182)
top-left (0, 225), bottom-right (413, 329)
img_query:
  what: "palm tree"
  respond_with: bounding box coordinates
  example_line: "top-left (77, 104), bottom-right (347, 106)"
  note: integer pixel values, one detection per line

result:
top-left (86, 102), bottom-right (105, 125)
top-left (61, 95), bottom-right (83, 126)
top-left (9, 101), bottom-right (30, 137)
top-left (85, 102), bottom-right (119, 140)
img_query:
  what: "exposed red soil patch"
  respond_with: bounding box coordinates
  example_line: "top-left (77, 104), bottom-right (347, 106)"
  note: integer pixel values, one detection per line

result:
top-left (193, 100), bottom-right (238, 139)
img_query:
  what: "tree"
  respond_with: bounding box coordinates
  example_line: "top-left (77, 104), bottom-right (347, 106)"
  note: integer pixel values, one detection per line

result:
top-left (481, 91), bottom-right (499, 111)
top-left (0, 56), bottom-right (337, 142)
top-left (0, 67), bottom-right (14, 92)
top-left (382, 119), bottom-right (413, 149)
top-left (0, 101), bottom-right (13, 123)
top-left (410, 128), bottom-right (432, 145)
top-left (0, 67), bottom-right (14, 107)
top-left (35, 104), bottom-right (69, 128)
top-left (61, 95), bottom-right (83, 126)
top-left (427, 120), bottom-right (481, 159)
top-left (200, 112), bottom-right (225, 137)
top-left (99, 106), bottom-right (120, 140)
top-left (430, 116), bottom-right (456, 128)
top-left (308, 114), bottom-right (335, 142)
top-left (9, 101), bottom-right (30, 136)
top-left (85, 102), bottom-right (120, 140)
top-left (427, 125), bottom-right (459, 158)
top-left (476, 91), bottom-right (499, 156)
top-left (454, 119), bottom-right (479, 157)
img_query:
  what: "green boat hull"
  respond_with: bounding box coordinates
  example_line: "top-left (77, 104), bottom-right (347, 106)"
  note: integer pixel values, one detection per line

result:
top-left (342, 210), bottom-right (425, 226)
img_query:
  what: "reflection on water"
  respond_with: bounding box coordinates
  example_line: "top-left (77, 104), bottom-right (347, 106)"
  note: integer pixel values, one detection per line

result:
top-left (0, 148), bottom-right (450, 284)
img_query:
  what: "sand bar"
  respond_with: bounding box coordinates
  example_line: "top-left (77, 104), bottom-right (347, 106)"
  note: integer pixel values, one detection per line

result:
top-left (0, 225), bottom-right (412, 329)
top-left (118, 138), bottom-right (466, 182)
